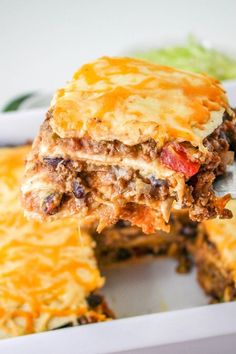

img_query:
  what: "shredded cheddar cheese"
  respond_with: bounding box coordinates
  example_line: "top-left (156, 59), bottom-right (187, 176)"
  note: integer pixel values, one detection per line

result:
top-left (50, 56), bottom-right (230, 149)
top-left (0, 146), bottom-right (105, 337)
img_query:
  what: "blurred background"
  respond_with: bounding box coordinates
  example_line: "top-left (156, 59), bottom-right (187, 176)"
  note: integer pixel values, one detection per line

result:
top-left (1, 0), bottom-right (236, 110)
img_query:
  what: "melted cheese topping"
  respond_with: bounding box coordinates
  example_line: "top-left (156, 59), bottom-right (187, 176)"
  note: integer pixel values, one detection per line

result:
top-left (50, 56), bottom-right (229, 149)
top-left (203, 200), bottom-right (236, 284)
top-left (0, 146), bottom-right (104, 337)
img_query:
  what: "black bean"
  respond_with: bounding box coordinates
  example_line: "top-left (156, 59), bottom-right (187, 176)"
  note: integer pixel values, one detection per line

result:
top-left (180, 223), bottom-right (197, 238)
top-left (44, 157), bottom-right (72, 169)
top-left (150, 176), bottom-right (167, 187)
top-left (72, 180), bottom-right (85, 199)
top-left (86, 294), bottom-right (103, 308)
top-left (42, 192), bottom-right (62, 215)
top-left (219, 131), bottom-right (227, 140)
top-left (43, 157), bottom-right (64, 168)
top-left (116, 248), bottom-right (132, 261)
top-left (115, 220), bottom-right (130, 228)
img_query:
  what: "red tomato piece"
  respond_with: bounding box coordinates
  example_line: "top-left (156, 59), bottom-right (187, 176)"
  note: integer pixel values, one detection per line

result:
top-left (160, 143), bottom-right (200, 178)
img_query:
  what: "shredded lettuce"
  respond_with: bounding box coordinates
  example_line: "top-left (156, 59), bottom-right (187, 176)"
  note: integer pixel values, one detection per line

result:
top-left (134, 37), bottom-right (236, 81)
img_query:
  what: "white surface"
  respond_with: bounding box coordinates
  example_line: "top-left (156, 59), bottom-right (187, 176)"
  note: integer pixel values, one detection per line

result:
top-left (0, 82), bottom-right (235, 353)
top-left (102, 259), bottom-right (207, 318)
top-left (1, 0), bottom-right (236, 109)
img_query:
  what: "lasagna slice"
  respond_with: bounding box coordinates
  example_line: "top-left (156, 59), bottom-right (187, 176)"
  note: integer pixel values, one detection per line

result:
top-left (189, 200), bottom-right (236, 302)
top-left (22, 57), bottom-right (236, 233)
top-left (0, 146), bottom-right (112, 338)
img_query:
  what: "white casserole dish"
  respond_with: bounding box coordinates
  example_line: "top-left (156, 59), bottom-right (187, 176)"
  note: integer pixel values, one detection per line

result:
top-left (0, 82), bottom-right (236, 354)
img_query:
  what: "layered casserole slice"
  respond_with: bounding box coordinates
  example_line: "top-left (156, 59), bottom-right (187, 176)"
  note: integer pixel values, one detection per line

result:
top-left (189, 200), bottom-right (236, 302)
top-left (0, 146), bottom-right (112, 338)
top-left (22, 57), bottom-right (236, 233)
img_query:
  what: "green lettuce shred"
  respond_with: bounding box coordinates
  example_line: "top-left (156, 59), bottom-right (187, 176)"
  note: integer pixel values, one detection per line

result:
top-left (134, 37), bottom-right (236, 81)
